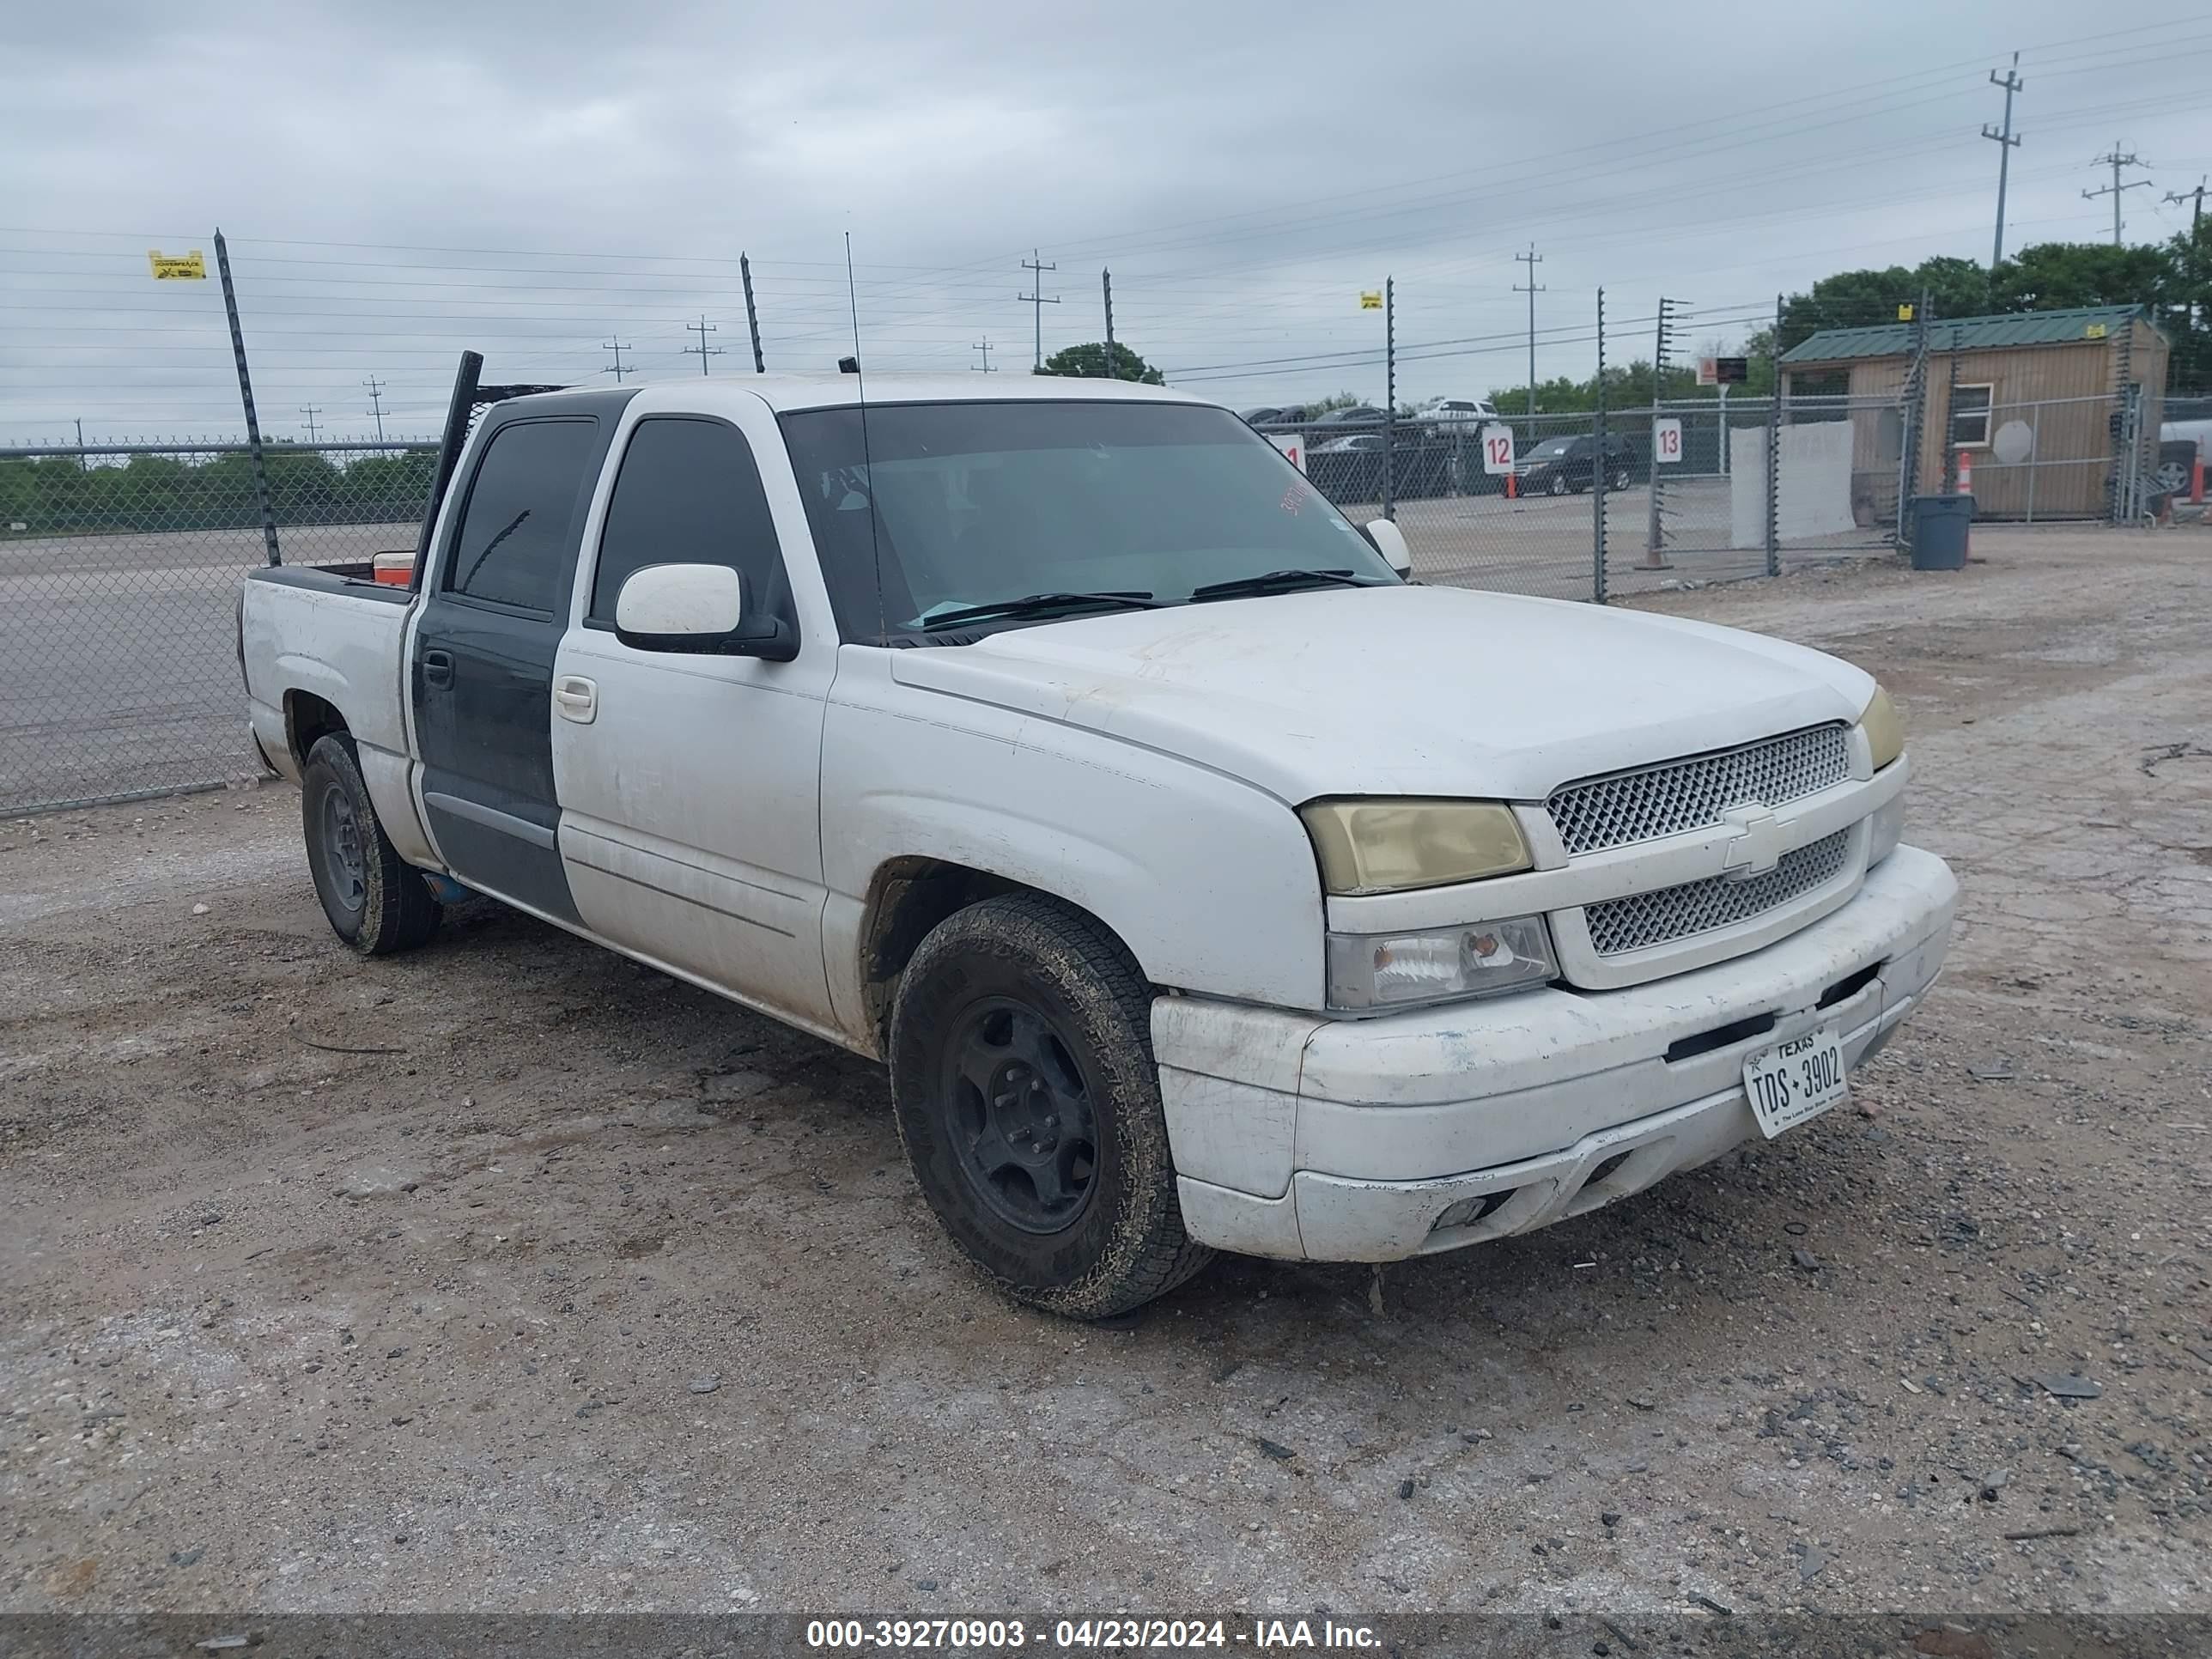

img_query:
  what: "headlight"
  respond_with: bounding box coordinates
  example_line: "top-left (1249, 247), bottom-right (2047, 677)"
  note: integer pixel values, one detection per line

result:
top-left (1326, 916), bottom-right (1556, 1011)
top-left (1859, 685), bottom-right (1904, 771)
top-left (1301, 799), bottom-right (1532, 896)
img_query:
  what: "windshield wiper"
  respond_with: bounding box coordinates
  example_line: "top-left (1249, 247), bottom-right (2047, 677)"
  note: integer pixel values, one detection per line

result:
top-left (1189, 568), bottom-right (1381, 602)
top-left (916, 590), bottom-right (1164, 630)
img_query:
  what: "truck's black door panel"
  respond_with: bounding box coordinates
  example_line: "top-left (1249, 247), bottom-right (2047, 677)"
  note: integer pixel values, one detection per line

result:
top-left (412, 397), bottom-right (631, 920)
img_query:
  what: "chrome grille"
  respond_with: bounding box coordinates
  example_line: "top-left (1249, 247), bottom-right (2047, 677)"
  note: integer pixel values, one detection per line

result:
top-left (1583, 828), bottom-right (1853, 957)
top-left (1548, 725), bottom-right (1851, 857)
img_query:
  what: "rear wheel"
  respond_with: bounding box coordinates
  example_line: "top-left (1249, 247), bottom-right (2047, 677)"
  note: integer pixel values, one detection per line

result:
top-left (889, 893), bottom-right (1212, 1320)
top-left (301, 734), bottom-right (441, 956)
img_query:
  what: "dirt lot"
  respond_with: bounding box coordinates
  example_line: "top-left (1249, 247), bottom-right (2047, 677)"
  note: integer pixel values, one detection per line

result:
top-left (3, 526), bottom-right (2208, 1621)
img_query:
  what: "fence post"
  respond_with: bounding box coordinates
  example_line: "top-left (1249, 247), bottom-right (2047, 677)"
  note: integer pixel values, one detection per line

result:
top-left (1895, 288), bottom-right (1930, 550)
top-left (1764, 292), bottom-right (1781, 577)
top-left (740, 253), bottom-right (765, 373)
top-left (1941, 328), bottom-right (1962, 496)
top-left (1103, 269), bottom-right (1116, 377)
top-left (1382, 276), bottom-right (1396, 522)
top-left (212, 228), bottom-right (279, 567)
top-left (1644, 296), bottom-right (1671, 569)
top-left (2108, 325), bottom-right (2136, 524)
top-left (1593, 288), bottom-right (1608, 604)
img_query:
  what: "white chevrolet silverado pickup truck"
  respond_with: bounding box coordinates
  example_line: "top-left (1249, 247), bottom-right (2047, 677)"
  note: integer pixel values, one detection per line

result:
top-left (240, 357), bottom-right (1957, 1319)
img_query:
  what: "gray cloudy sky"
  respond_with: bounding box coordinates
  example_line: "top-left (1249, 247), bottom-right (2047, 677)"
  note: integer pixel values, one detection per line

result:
top-left (5, 0), bottom-right (2210, 440)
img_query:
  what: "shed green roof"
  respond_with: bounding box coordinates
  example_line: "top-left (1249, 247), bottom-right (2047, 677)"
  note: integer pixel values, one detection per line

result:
top-left (1781, 304), bottom-right (2149, 365)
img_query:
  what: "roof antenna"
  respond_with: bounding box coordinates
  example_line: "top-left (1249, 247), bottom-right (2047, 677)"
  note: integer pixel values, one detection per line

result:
top-left (845, 231), bottom-right (889, 643)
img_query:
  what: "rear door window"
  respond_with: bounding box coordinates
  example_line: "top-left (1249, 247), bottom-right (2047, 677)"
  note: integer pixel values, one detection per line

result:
top-left (446, 418), bottom-right (599, 614)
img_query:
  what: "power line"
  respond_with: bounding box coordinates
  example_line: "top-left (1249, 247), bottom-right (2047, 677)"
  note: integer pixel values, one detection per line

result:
top-left (602, 337), bottom-right (632, 381)
top-left (1983, 52), bottom-right (2025, 266)
top-left (970, 336), bottom-right (997, 374)
top-left (683, 313), bottom-right (723, 376)
top-left (2083, 143), bottom-right (2154, 245)
top-left (1514, 244), bottom-right (1546, 415)
top-left (1018, 249), bottom-right (1059, 370)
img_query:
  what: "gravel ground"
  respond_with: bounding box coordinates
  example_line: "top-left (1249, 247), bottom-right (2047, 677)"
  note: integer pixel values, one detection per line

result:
top-left (2, 526), bottom-right (2208, 1621)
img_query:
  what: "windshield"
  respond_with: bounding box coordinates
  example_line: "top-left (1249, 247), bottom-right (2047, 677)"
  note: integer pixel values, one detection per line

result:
top-left (1528, 438), bottom-right (1575, 459)
top-left (779, 400), bottom-right (1400, 642)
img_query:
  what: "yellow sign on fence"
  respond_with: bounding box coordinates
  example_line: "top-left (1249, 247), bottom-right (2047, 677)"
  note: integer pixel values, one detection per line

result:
top-left (148, 250), bottom-right (208, 280)
top-left (1359, 290), bottom-right (1382, 310)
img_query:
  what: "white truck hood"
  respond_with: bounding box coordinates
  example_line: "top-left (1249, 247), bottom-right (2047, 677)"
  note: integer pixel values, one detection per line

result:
top-left (888, 584), bottom-right (1874, 804)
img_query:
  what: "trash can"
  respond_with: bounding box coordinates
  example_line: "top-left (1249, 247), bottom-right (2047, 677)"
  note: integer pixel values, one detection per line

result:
top-left (1910, 494), bottom-right (1972, 570)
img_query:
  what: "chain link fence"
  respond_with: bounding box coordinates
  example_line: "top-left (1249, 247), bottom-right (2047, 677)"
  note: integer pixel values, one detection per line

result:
top-left (0, 441), bottom-right (432, 812)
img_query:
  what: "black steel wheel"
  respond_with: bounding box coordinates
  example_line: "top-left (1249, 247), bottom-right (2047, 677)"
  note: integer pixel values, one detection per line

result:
top-left (889, 892), bottom-right (1212, 1319)
top-left (940, 998), bottom-right (1100, 1234)
top-left (1547, 473), bottom-right (1568, 497)
top-left (301, 734), bottom-right (442, 957)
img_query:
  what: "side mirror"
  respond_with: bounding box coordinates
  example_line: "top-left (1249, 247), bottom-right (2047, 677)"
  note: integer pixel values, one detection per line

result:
top-left (1365, 518), bottom-right (1413, 579)
top-left (614, 563), bottom-right (797, 660)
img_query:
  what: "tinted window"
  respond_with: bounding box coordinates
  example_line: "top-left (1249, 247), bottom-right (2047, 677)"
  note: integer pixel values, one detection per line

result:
top-left (447, 419), bottom-right (598, 613)
top-left (591, 417), bottom-right (793, 625)
top-left (779, 400), bottom-right (1396, 643)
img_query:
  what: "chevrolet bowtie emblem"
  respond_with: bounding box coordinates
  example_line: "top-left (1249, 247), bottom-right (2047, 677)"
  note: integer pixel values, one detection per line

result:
top-left (1719, 805), bottom-right (1785, 881)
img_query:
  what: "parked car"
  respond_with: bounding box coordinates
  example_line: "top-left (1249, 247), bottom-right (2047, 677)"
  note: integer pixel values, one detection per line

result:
top-left (1310, 404), bottom-right (1388, 429)
top-left (1413, 396), bottom-right (1498, 433)
top-left (1242, 404), bottom-right (1315, 427)
top-left (240, 357), bottom-right (1954, 1320)
top-left (1517, 432), bottom-right (1637, 495)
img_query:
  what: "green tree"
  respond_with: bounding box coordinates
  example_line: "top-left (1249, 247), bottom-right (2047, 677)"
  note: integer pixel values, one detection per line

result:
top-left (1990, 240), bottom-right (2172, 313)
top-left (1034, 341), bottom-right (1165, 384)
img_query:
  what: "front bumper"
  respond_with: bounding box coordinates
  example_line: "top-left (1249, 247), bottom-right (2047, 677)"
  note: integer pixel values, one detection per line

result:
top-left (1153, 844), bottom-right (1957, 1262)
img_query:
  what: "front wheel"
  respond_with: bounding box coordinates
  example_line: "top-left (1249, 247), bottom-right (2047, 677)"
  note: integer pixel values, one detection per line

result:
top-left (301, 734), bottom-right (442, 956)
top-left (889, 893), bottom-right (1212, 1320)
top-left (1547, 474), bottom-right (1568, 497)
top-left (1610, 467), bottom-right (1631, 491)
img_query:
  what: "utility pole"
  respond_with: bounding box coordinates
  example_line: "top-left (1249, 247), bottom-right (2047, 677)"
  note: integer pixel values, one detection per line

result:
top-left (1982, 52), bottom-right (2024, 267)
top-left (298, 404), bottom-right (321, 443)
top-left (739, 254), bottom-right (765, 373)
top-left (684, 314), bottom-right (723, 376)
top-left (2083, 144), bottom-right (2152, 246)
top-left (971, 337), bottom-right (997, 374)
top-left (1514, 243), bottom-right (1545, 414)
top-left (362, 376), bottom-right (387, 445)
top-left (2165, 177), bottom-right (2207, 236)
top-left (602, 337), bottom-right (632, 381)
top-left (1102, 269), bottom-right (1116, 378)
top-left (2168, 178), bottom-right (2208, 336)
top-left (1019, 249), bottom-right (1059, 371)
top-left (75, 416), bottom-right (85, 471)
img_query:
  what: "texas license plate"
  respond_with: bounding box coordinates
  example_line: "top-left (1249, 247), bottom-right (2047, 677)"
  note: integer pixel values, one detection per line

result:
top-left (1743, 1025), bottom-right (1847, 1138)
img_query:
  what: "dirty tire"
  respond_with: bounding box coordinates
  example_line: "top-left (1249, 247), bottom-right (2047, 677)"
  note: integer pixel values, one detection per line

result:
top-left (889, 892), bottom-right (1212, 1320)
top-left (301, 733), bottom-right (442, 957)
top-left (1547, 474), bottom-right (1568, 497)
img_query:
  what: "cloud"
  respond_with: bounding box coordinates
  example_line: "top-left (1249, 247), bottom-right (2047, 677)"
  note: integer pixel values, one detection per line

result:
top-left (4, 0), bottom-right (2209, 437)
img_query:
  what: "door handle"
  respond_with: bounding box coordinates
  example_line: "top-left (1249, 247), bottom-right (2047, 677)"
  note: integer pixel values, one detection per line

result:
top-left (421, 649), bottom-right (454, 689)
top-left (554, 675), bottom-right (599, 724)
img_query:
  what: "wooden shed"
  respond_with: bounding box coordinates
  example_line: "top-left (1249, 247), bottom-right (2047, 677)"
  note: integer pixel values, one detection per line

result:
top-left (1779, 305), bottom-right (2168, 520)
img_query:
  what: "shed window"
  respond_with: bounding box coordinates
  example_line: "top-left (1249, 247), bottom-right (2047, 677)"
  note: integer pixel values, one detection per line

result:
top-left (1949, 384), bottom-right (1994, 449)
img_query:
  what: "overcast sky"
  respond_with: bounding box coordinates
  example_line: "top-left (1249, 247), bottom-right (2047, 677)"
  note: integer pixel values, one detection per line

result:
top-left (5, 1), bottom-right (2211, 441)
